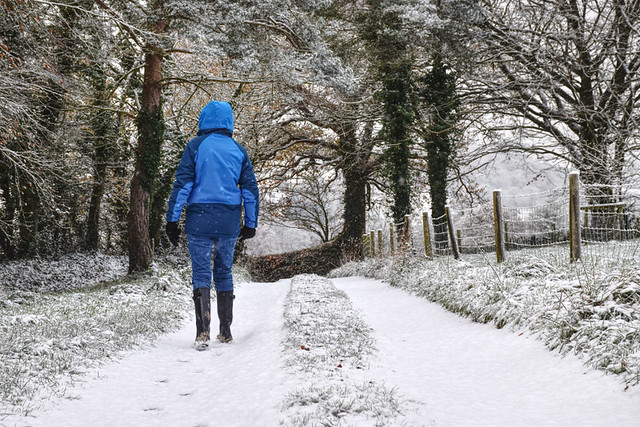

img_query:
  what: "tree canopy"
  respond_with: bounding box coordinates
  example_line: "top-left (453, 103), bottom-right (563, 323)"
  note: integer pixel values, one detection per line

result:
top-left (1, 0), bottom-right (639, 269)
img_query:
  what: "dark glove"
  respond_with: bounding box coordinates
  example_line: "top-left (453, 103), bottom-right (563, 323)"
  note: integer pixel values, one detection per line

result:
top-left (165, 221), bottom-right (181, 246)
top-left (238, 226), bottom-right (256, 241)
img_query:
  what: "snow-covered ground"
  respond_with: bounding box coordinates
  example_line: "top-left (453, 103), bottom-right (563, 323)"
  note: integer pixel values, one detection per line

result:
top-left (7, 275), bottom-right (640, 427)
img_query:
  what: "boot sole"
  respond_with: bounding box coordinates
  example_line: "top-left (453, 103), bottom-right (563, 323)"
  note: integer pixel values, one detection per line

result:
top-left (194, 341), bottom-right (210, 351)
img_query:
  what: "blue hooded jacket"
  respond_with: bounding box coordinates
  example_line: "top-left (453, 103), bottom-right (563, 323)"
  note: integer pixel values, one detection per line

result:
top-left (165, 101), bottom-right (259, 238)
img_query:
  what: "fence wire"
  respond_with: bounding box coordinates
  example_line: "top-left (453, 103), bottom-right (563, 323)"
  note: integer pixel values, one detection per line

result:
top-left (580, 183), bottom-right (640, 263)
top-left (365, 178), bottom-right (640, 264)
top-left (502, 188), bottom-right (570, 261)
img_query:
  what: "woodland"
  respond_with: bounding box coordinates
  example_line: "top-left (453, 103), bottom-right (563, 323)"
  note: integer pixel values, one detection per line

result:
top-left (2, 0), bottom-right (640, 279)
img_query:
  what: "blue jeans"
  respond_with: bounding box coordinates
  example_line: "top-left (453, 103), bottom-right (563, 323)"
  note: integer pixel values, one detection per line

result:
top-left (187, 234), bottom-right (237, 292)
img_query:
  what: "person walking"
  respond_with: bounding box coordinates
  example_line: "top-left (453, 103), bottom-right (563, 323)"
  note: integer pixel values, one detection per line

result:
top-left (165, 100), bottom-right (259, 351)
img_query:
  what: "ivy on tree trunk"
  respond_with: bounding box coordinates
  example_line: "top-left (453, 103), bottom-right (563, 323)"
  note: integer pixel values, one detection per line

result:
top-left (339, 123), bottom-right (369, 258)
top-left (419, 56), bottom-right (459, 229)
top-left (380, 60), bottom-right (414, 229)
top-left (128, 28), bottom-right (165, 273)
top-left (360, 0), bottom-right (415, 236)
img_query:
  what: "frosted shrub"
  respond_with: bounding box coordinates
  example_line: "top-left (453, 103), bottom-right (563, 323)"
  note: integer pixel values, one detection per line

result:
top-left (0, 253), bottom-right (128, 292)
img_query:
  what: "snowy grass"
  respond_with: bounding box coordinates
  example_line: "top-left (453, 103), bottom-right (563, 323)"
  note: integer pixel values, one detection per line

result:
top-left (330, 246), bottom-right (640, 388)
top-left (280, 274), bottom-right (403, 426)
top-left (0, 252), bottom-right (128, 293)
top-left (0, 254), bottom-right (194, 419)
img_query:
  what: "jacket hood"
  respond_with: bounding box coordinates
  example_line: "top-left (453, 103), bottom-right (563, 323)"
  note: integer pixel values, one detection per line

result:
top-left (198, 101), bottom-right (234, 134)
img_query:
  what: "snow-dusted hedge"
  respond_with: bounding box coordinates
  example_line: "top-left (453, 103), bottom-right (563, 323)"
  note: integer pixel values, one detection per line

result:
top-left (0, 252), bottom-right (128, 292)
top-left (280, 274), bottom-right (403, 426)
top-left (330, 252), bottom-right (640, 387)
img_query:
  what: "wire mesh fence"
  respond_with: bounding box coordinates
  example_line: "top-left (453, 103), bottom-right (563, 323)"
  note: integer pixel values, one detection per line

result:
top-left (501, 186), bottom-right (571, 261)
top-left (581, 182), bottom-right (640, 264)
top-left (364, 174), bottom-right (640, 265)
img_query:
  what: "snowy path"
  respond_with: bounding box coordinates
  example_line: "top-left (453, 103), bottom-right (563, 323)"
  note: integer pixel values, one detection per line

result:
top-left (21, 280), bottom-right (295, 427)
top-left (15, 276), bottom-right (640, 427)
top-left (332, 277), bottom-right (640, 426)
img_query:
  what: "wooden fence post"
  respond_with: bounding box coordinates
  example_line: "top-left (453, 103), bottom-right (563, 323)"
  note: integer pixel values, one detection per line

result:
top-left (493, 189), bottom-right (506, 263)
top-left (377, 229), bottom-right (383, 257)
top-left (362, 233), bottom-right (369, 257)
top-left (422, 211), bottom-right (432, 258)
top-left (370, 230), bottom-right (376, 257)
top-left (569, 172), bottom-right (581, 262)
top-left (389, 223), bottom-right (395, 255)
top-left (445, 205), bottom-right (460, 260)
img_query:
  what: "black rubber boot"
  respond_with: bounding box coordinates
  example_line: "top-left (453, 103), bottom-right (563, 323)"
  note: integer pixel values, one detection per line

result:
top-left (216, 290), bottom-right (234, 343)
top-left (192, 287), bottom-right (211, 350)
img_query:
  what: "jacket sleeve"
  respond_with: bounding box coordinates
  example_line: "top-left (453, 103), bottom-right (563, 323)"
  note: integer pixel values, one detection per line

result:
top-left (239, 153), bottom-right (259, 228)
top-left (165, 144), bottom-right (196, 223)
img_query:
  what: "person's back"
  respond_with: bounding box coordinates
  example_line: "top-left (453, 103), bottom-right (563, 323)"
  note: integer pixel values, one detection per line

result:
top-left (165, 100), bottom-right (259, 350)
top-left (167, 101), bottom-right (258, 238)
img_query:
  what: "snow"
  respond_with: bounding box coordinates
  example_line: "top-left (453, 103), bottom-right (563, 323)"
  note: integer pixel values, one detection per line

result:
top-left (333, 277), bottom-right (640, 426)
top-left (17, 280), bottom-right (294, 427)
top-left (8, 276), bottom-right (640, 426)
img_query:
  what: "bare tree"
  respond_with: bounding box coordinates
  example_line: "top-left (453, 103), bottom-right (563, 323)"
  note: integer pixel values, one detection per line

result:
top-left (264, 169), bottom-right (343, 243)
top-left (459, 0), bottom-right (640, 196)
top-left (0, 0), bottom-right (85, 258)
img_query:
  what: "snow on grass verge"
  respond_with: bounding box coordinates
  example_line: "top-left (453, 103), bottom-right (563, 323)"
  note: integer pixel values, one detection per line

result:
top-left (330, 250), bottom-right (640, 387)
top-left (0, 252), bottom-right (128, 293)
top-left (0, 259), bottom-right (192, 419)
top-left (280, 274), bottom-right (403, 426)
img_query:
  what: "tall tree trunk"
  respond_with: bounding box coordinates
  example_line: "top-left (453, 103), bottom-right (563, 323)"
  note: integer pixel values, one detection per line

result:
top-left (579, 128), bottom-right (612, 238)
top-left (340, 165), bottom-right (367, 257)
top-left (420, 56), bottom-right (459, 246)
top-left (87, 160), bottom-right (107, 251)
top-left (337, 123), bottom-right (369, 258)
top-left (382, 60), bottom-right (413, 234)
top-left (87, 183), bottom-right (104, 251)
top-left (127, 19), bottom-right (166, 273)
top-left (86, 75), bottom-right (115, 252)
top-left (361, 0), bottom-right (414, 239)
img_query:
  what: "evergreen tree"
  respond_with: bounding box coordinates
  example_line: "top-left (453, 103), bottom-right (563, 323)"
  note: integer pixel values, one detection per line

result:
top-left (360, 0), bottom-right (415, 234)
top-left (417, 56), bottom-right (459, 227)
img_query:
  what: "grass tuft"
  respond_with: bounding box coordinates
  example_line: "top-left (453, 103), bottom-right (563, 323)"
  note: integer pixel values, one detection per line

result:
top-left (280, 274), bottom-right (404, 426)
